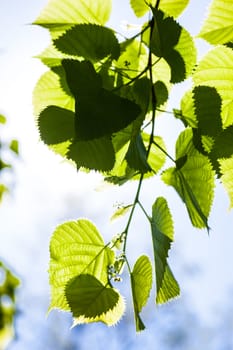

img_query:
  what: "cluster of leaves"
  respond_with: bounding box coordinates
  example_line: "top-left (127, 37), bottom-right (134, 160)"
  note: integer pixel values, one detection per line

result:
top-left (0, 261), bottom-right (20, 348)
top-left (0, 115), bottom-right (19, 202)
top-left (33, 0), bottom-right (233, 331)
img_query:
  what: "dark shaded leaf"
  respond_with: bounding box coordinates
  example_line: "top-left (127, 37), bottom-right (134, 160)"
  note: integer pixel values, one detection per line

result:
top-left (62, 59), bottom-right (141, 140)
top-left (68, 137), bottom-right (115, 171)
top-left (193, 86), bottom-right (222, 137)
top-left (126, 134), bottom-right (151, 173)
top-left (39, 106), bottom-right (75, 144)
top-left (151, 197), bottom-right (180, 303)
top-left (54, 24), bottom-right (120, 61)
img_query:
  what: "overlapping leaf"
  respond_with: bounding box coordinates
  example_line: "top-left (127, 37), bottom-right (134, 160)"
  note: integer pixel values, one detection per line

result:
top-left (193, 46), bottom-right (233, 127)
top-left (150, 9), bottom-right (196, 83)
top-left (68, 137), bottom-right (115, 171)
top-left (54, 24), bottom-right (120, 61)
top-left (193, 86), bottom-right (222, 137)
top-left (62, 59), bottom-right (141, 140)
top-left (66, 274), bottom-right (125, 326)
top-left (38, 106), bottom-right (75, 145)
top-left (159, 0), bottom-right (189, 18)
top-left (198, 0), bottom-right (233, 44)
top-left (130, 0), bottom-right (152, 17)
top-left (131, 255), bottom-right (152, 331)
top-left (115, 39), bottom-right (147, 82)
top-left (34, 0), bottom-right (112, 37)
top-left (162, 130), bottom-right (214, 229)
top-left (49, 219), bottom-right (115, 311)
top-left (33, 69), bottom-right (74, 116)
top-left (151, 197), bottom-right (180, 303)
top-left (219, 157), bottom-right (233, 208)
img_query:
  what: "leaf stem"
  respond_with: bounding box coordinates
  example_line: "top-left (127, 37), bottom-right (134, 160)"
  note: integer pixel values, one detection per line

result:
top-left (152, 140), bottom-right (176, 163)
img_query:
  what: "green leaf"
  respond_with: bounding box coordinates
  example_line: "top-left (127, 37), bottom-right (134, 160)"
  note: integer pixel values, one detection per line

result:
top-left (9, 140), bottom-right (19, 155)
top-left (68, 137), bottom-right (115, 171)
top-left (210, 126), bottom-right (233, 173)
top-left (49, 219), bottom-right (115, 311)
top-left (193, 86), bottom-right (222, 137)
top-left (33, 69), bottom-right (74, 116)
top-left (66, 274), bottom-right (125, 326)
top-left (154, 80), bottom-right (169, 107)
top-left (159, 0), bottom-right (189, 18)
top-left (193, 46), bottom-right (233, 127)
top-left (219, 157), bottom-right (233, 208)
top-left (132, 78), bottom-right (151, 114)
top-left (162, 128), bottom-right (215, 229)
top-left (126, 134), bottom-right (151, 173)
top-left (130, 0), bottom-right (151, 17)
top-left (131, 255), bottom-right (152, 331)
top-left (34, 0), bottom-right (112, 33)
top-left (151, 9), bottom-right (196, 83)
top-left (151, 197), bottom-right (180, 304)
top-left (0, 115), bottom-right (6, 124)
top-left (115, 39), bottom-right (148, 82)
top-left (143, 134), bottom-right (167, 174)
top-left (62, 59), bottom-right (141, 140)
top-left (198, 0), bottom-right (233, 44)
top-left (0, 184), bottom-right (8, 202)
top-left (54, 24), bottom-right (120, 61)
top-left (110, 204), bottom-right (133, 222)
top-left (180, 90), bottom-right (197, 128)
top-left (38, 106), bottom-right (75, 145)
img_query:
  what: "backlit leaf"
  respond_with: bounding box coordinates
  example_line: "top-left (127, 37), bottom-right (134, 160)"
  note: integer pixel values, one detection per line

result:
top-left (62, 59), bottom-right (141, 140)
top-left (0, 115), bottom-right (6, 124)
top-left (193, 86), bottom-right (222, 137)
top-left (38, 106), bottom-right (75, 145)
top-left (131, 255), bottom-right (152, 331)
top-left (193, 46), bottom-right (233, 127)
top-left (110, 204), bottom-right (133, 222)
top-left (34, 0), bottom-right (112, 34)
top-left (130, 0), bottom-right (152, 17)
top-left (54, 24), bottom-right (120, 61)
top-left (126, 134), bottom-right (151, 173)
top-left (66, 274), bottom-right (125, 326)
top-left (49, 219), bottom-right (115, 311)
top-left (151, 197), bottom-right (180, 303)
top-left (159, 0), bottom-right (189, 18)
top-left (68, 137), bottom-right (115, 171)
top-left (9, 140), bottom-right (19, 155)
top-left (219, 157), bottom-right (233, 208)
top-left (33, 69), bottom-right (74, 116)
top-left (151, 9), bottom-right (196, 83)
top-left (198, 0), bottom-right (233, 44)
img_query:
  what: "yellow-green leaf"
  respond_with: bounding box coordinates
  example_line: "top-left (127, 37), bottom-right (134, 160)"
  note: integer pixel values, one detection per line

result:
top-left (49, 219), bottom-right (115, 311)
top-left (66, 274), bottom-right (125, 326)
top-left (219, 157), bottom-right (233, 208)
top-left (159, 0), bottom-right (189, 18)
top-left (151, 197), bottom-right (180, 304)
top-left (198, 0), bottom-right (233, 44)
top-left (193, 46), bottom-right (233, 127)
top-left (131, 255), bottom-right (152, 331)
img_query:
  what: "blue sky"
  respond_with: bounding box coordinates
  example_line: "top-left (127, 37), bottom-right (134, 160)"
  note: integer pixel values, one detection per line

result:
top-left (0, 1), bottom-right (233, 348)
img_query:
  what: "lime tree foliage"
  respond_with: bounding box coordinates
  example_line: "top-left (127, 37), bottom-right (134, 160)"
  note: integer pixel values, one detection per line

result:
top-left (0, 115), bottom-right (19, 202)
top-left (33, 0), bottom-right (233, 331)
top-left (0, 115), bottom-right (20, 346)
